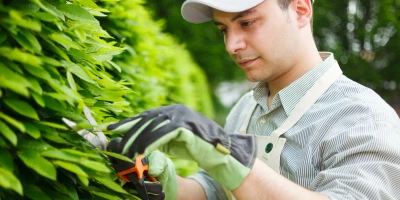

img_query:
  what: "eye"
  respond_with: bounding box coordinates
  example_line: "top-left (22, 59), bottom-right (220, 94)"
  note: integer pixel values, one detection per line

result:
top-left (241, 20), bottom-right (255, 27)
top-left (219, 27), bottom-right (228, 34)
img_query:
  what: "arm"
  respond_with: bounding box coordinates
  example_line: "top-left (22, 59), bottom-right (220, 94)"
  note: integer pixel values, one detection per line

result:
top-left (175, 159), bottom-right (330, 200)
top-left (233, 159), bottom-right (330, 200)
top-left (177, 176), bottom-right (207, 200)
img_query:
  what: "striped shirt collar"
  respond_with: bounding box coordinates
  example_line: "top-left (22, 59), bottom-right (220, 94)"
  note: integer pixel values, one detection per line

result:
top-left (253, 52), bottom-right (335, 116)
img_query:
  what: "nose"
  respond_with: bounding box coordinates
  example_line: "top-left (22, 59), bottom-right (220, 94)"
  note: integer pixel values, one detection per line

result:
top-left (225, 30), bottom-right (246, 54)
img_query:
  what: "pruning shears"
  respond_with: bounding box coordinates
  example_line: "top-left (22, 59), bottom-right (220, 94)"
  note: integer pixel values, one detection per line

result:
top-left (62, 118), bottom-right (157, 200)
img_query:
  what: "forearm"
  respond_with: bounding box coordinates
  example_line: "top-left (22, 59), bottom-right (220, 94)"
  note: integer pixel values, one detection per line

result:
top-left (232, 159), bottom-right (330, 200)
top-left (177, 176), bottom-right (207, 200)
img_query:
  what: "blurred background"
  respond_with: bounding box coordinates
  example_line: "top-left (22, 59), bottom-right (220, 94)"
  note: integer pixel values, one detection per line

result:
top-left (145, 0), bottom-right (400, 125)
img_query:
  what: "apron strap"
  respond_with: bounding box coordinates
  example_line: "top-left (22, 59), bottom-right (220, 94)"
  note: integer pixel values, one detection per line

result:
top-left (270, 61), bottom-right (342, 139)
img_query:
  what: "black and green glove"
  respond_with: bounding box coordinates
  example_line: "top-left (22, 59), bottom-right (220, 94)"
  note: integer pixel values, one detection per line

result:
top-left (108, 138), bottom-right (177, 200)
top-left (108, 104), bottom-right (257, 190)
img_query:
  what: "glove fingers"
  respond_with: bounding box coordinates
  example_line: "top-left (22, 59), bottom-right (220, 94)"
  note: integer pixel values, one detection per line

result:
top-left (129, 122), bottom-right (177, 156)
top-left (145, 182), bottom-right (165, 200)
top-left (107, 107), bottom-right (163, 131)
top-left (107, 116), bottom-right (139, 131)
top-left (147, 150), bottom-right (167, 177)
top-left (120, 113), bottom-right (162, 155)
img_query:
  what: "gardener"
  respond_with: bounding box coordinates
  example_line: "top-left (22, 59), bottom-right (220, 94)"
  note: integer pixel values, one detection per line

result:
top-left (108, 0), bottom-right (400, 199)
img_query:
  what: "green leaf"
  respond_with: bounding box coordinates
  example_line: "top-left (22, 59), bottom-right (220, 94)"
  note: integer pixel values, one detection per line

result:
top-left (31, 91), bottom-right (45, 107)
top-left (41, 150), bottom-right (81, 162)
top-left (94, 177), bottom-right (128, 194)
top-left (75, 0), bottom-right (99, 9)
top-left (0, 62), bottom-right (30, 97)
top-left (91, 191), bottom-right (122, 200)
top-left (49, 33), bottom-right (82, 50)
top-left (41, 131), bottom-right (69, 144)
top-left (3, 98), bottom-right (40, 120)
top-left (18, 139), bottom-right (55, 152)
top-left (39, 35), bottom-right (71, 62)
top-left (32, 11), bottom-right (60, 22)
top-left (0, 148), bottom-right (14, 172)
top-left (0, 137), bottom-right (6, 148)
top-left (8, 10), bottom-right (41, 31)
top-left (37, 121), bottom-right (68, 130)
top-left (61, 149), bottom-right (102, 160)
top-left (63, 62), bottom-right (96, 84)
top-left (8, 0), bottom-right (40, 12)
top-left (26, 76), bottom-right (43, 95)
top-left (101, 150), bottom-right (133, 163)
top-left (41, 187), bottom-right (72, 200)
top-left (74, 29), bottom-right (87, 43)
top-left (65, 183), bottom-right (79, 200)
top-left (25, 123), bottom-right (41, 139)
top-left (67, 49), bottom-right (98, 63)
top-left (0, 167), bottom-right (23, 195)
top-left (67, 71), bottom-right (77, 91)
top-left (41, 56), bottom-right (62, 66)
top-left (48, 181), bottom-right (69, 195)
top-left (24, 185), bottom-right (51, 200)
top-left (32, 0), bottom-right (65, 21)
top-left (0, 31), bottom-right (7, 45)
top-left (0, 120), bottom-right (17, 146)
top-left (53, 160), bottom-right (88, 177)
top-left (79, 160), bottom-right (110, 173)
top-left (0, 47), bottom-right (42, 68)
top-left (107, 60), bottom-right (121, 73)
top-left (76, 175), bottom-right (89, 187)
top-left (0, 112), bottom-right (25, 133)
top-left (90, 47), bottom-right (123, 62)
top-left (17, 150), bottom-right (57, 180)
top-left (57, 4), bottom-right (98, 23)
top-left (10, 29), bottom-right (41, 54)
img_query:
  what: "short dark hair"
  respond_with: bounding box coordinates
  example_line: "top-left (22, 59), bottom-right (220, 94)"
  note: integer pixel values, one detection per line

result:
top-left (277, 0), bottom-right (292, 10)
top-left (277, 0), bottom-right (313, 30)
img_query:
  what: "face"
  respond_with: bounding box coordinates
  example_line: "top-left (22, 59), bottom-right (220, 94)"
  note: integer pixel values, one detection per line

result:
top-left (213, 0), bottom-right (302, 83)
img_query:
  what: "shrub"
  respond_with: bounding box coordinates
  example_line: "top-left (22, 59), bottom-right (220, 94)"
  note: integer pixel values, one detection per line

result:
top-left (0, 0), bottom-right (212, 199)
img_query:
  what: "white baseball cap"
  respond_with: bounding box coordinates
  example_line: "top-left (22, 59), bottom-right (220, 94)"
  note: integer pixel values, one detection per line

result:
top-left (181, 0), bottom-right (315, 24)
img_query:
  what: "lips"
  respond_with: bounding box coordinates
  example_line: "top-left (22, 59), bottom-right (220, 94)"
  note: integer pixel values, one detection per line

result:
top-left (236, 57), bottom-right (259, 68)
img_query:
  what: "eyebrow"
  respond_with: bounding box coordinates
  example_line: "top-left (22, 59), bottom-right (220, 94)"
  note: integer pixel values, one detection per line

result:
top-left (213, 9), bottom-right (257, 26)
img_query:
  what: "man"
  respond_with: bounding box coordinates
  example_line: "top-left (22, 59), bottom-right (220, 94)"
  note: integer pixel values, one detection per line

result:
top-left (108, 0), bottom-right (400, 199)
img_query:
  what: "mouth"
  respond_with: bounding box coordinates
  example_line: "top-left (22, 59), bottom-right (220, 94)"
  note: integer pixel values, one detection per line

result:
top-left (237, 57), bottom-right (259, 68)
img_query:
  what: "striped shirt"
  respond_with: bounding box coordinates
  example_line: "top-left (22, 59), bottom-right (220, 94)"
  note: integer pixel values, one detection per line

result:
top-left (190, 52), bottom-right (400, 200)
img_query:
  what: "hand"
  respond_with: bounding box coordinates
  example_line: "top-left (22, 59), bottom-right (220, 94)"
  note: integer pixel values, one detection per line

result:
top-left (107, 104), bottom-right (257, 190)
top-left (147, 150), bottom-right (178, 200)
top-left (107, 138), bottom-right (177, 200)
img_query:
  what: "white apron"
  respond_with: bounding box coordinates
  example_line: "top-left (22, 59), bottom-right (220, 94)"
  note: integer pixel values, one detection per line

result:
top-left (238, 61), bottom-right (342, 173)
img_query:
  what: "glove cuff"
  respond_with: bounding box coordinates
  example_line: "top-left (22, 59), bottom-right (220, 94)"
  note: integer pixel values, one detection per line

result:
top-left (229, 134), bottom-right (257, 168)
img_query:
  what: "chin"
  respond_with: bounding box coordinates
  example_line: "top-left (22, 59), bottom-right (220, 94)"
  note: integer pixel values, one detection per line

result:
top-left (246, 75), bottom-right (261, 82)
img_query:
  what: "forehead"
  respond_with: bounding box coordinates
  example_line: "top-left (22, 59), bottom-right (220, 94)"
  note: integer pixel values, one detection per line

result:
top-left (212, 0), bottom-right (273, 22)
top-left (212, 8), bottom-right (258, 23)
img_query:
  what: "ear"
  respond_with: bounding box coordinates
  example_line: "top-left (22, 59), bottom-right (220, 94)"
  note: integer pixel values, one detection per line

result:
top-left (292, 0), bottom-right (312, 29)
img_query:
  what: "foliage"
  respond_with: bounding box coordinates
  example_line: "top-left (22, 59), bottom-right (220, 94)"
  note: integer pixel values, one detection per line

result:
top-left (98, 0), bottom-right (214, 118)
top-left (145, 0), bottom-right (242, 89)
top-left (313, 0), bottom-right (400, 100)
top-left (0, 0), bottom-right (210, 198)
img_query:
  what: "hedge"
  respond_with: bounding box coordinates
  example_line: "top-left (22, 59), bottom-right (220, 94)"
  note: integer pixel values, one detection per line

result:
top-left (0, 0), bottom-right (212, 199)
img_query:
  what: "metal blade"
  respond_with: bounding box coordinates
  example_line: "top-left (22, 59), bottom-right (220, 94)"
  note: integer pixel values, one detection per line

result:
top-left (62, 118), bottom-right (108, 150)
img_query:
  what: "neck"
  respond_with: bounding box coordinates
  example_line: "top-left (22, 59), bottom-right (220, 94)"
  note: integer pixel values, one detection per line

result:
top-left (268, 44), bottom-right (322, 100)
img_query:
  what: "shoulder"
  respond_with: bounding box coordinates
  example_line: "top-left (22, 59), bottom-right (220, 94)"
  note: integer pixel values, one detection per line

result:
top-left (322, 75), bottom-right (400, 126)
top-left (297, 75), bottom-right (400, 143)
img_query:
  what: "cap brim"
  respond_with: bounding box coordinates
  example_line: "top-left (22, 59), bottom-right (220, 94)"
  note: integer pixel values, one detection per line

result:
top-left (181, 0), bottom-right (264, 24)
